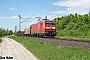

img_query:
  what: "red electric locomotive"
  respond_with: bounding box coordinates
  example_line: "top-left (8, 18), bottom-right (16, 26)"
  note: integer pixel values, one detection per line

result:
top-left (31, 19), bottom-right (56, 37)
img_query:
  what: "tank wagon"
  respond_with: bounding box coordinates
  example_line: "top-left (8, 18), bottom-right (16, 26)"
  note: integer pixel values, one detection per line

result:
top-left (24, 26), bottom-right (31, 36)
top-left (24, 19), bottom-right (56, 37)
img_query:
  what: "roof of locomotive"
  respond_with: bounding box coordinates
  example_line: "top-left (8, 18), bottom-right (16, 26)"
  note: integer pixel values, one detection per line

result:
top-left (28, 19), bottom-right (55, 28)
top-left (40, 19), bottom-right (55, 22)
top-left (35, 19), bottom-right (55, 25)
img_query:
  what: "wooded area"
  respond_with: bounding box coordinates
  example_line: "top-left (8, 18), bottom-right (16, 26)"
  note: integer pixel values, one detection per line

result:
top-left (0, 28), bottom-right (13, 37)
top-left (55, 12), bottom-right (90, 39)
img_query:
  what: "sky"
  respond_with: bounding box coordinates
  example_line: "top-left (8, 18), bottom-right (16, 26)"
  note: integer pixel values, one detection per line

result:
top-left (0, 0), bottom-right (90, 32)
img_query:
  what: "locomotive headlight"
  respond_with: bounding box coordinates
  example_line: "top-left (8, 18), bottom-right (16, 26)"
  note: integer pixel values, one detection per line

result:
top-left (52, 27), bottom-right (55, 29)
top-left (46, 27), bottom-right (49, 29)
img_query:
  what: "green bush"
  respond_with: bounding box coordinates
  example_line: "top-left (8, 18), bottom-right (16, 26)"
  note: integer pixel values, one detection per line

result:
top-left (55, 13), bottom-right (90, 39)
top-left (0, 37), bottom-right (2, 43)
top-left (0, 29), bottom-right (13, 37)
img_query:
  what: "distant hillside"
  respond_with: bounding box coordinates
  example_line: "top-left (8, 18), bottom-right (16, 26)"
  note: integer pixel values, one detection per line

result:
top-left (54, 13), bottom-right (90, 39)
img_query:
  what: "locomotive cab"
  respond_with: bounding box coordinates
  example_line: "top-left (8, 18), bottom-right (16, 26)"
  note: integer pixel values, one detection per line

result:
top-left (45, 21), bottom-right (56, 37)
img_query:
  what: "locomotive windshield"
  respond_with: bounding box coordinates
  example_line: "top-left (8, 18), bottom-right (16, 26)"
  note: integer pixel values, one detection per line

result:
top-left (45, 21), bottom-right (55, 25)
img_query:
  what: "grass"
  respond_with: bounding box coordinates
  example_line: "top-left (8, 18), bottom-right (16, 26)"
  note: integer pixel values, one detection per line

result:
top-left (55, 30), bottom-right (90, 40)
top-left (55, 35), bottom-right (90, 40)
top-left (0, 37), bottom-right (2, 43)
top-left (9, 35), bottom-right (90, 60)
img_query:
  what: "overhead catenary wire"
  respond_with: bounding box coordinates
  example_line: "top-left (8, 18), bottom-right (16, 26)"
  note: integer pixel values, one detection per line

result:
top-left (31, 0), bottom-right (76, 22)
top-left (24, 0), bottom-right (90, 22)
top-left (30, 0), bottom-right (71, 23)
top-left (39, 0), bottom-right (70, 16)
top-left (68, 1), bottom-right (90, 11)
top-left (21, 0), bottom-right (90, 32)
top-left (20, 17), bottom-right (31, 23)
top-left (45, 0), bottom-right (77, 16)
top-left (17, 1), bottom-right (53, 30)
top-left (49, 0), bottom-right (90, 19)
top-left (30, 0), bottom-right (58, 24)
top-left (27, 0), bottom-right (53, 25)
top-left (31, 0), bottom-right (57, 16)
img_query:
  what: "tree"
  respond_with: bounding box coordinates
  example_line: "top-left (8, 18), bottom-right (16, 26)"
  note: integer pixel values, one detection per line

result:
top-left (54, 12), bottom-right (90, 38)
top-left (0, 28), bottom-right (13, 37)
top-left (9, 30), bottom-right (13, 35)
top-left (88, 11), bottom-right (90, 16)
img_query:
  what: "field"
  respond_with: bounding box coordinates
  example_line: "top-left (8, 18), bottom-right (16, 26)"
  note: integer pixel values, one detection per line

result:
top-left (9, 35), bottom-right (90, 60)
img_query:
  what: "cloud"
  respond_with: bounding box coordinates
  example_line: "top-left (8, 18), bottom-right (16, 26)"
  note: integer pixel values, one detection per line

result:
top-left (0, 16), bottom-right (36, 19)
top-left (49, 0), bottom-right (90, 18)
top-left (53, 0), bottom-right (76, 7)
top-left (0, 16), bottom-right (19, 19)
top-left (49, 11), bottom-right (66, 14)
top-left (12, 16), bottom-right (19, 18)
top-left (53, 0), bottom-right (90, 7)
top-left (9, 8), bottom-right (17, 10)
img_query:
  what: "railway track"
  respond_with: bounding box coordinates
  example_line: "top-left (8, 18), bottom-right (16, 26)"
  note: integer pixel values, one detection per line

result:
top-left (23, 36), bottom-right (90, 50)
top-left (52, 37), bottom-right (90, 43)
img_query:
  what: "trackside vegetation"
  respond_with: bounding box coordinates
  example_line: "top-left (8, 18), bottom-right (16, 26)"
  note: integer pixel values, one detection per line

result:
top-left (0, 28), bottom-right (13, 37)
top-left (9, 35), bottom-right (90, 60)
top-left (0, 37), bottom-right (2, 43)
top-left (0, 28), bottom-right (13, 43)
top-left (54, 12), bottom-right (90, 39)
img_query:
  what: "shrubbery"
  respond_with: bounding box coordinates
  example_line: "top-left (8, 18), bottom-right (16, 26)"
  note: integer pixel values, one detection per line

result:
top-left (0, 28), bottom-right (13, 37)
top-left (0, 37), bottom-right (2, 43)
top-left (55, 12), bottom-right (90, 39)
